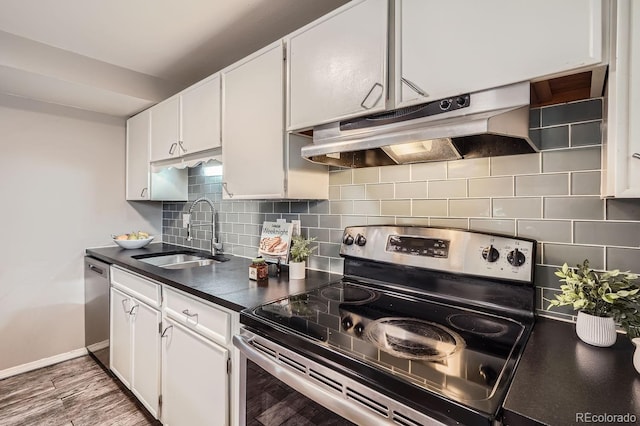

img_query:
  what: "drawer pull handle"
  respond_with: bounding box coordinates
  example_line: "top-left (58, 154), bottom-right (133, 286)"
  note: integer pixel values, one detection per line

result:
top-left (178, 141), bottom-right (187, 153)
top-left (182, 309), bottom-right (199, 325)
top-left (633, 153), bottom-right (640, 160)
top-left (140, 187), bottom-right (148, 198)
top-left (222, 182), bottom-right (233, 198)
top-left (161, 325), bottom-right (173, 338)
top-left (169, 142), bottom-right (177, 155)
top-left (401, 77), bottom-right (428, 97)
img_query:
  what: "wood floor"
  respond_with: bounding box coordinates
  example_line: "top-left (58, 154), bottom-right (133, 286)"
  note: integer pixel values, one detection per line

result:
top-left (0, 355), bottom-right (159, 426)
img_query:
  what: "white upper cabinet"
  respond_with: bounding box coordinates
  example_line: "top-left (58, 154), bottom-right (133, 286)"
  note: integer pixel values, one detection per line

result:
top-left (126, 110), bottom-right (151, 200)
top-left (395, 0), bottom-right (607, 107)
top-left (181, 74), bottom-right (222, 155)
top-left (286, 0), bottom-right (388, 130)
top-left (150, 96), bottom-right (181, 162)
top-left (603, 0), bottom-right (640, 197)
top-left (222, 41), bottom-right (328, 199)
top-left (150, 74), bottom-right (221, 163)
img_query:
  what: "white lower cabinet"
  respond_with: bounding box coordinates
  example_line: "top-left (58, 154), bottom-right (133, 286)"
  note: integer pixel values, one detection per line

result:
top-left (161, 318), bottom-right (229, 426)
top-left (109, 286), bottom-right (161, 418)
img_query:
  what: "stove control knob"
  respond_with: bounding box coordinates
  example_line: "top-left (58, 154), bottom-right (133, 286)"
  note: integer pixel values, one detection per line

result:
top-left (482, 245), bottom-right (500, 263)
top-left (342, 316), bottom-right (353, 331)
top-left (353, 323), bottom-right (364, 337)
top-left (355, 234), bottom-right (367, 246)
top-left (507, 248), bottom-right (526, 267)
top-left (342, 234), bottom-right (354, 245)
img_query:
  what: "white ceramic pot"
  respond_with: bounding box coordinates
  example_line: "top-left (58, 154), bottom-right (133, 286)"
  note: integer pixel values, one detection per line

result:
top-left (289, 261), bottom-right (306, 280)
top-left (633, 338), bottom-right (640, 374)
top-left (575, 311), bottom-right (617, 347)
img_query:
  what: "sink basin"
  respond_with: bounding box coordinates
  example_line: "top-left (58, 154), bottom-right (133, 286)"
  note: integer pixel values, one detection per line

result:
top-left (134, 252), bottom-right (229, 270)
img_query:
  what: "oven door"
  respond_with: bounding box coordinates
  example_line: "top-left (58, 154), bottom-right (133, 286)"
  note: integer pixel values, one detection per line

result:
top-left (233, 329), bottom-right (447, 426)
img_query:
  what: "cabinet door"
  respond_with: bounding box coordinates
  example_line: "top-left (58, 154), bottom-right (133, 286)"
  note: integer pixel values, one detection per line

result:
top-left (109, 287), bottom-right (132, 387)
top-left (162, 319), bottom-right (229, 426)
top-left (181, 74), bottom-right (221, 155)
top-left (397, 0), bottom-right (605, 107)
top-left (150, 96), bottom-right (180, 162)
top-left (131, 300), bottom-right (161, 418)
top-left (604, 0), bottom-right (640, 197)
top-left (125, 111), bottom-right (150, 200)
top-left (222, 41), bottom-right (285, 199)
top-left (287, 0), bottom-right (388, 130)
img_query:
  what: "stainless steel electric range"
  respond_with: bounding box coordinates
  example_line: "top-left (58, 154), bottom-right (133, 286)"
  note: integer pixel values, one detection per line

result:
top-left (234, 226), bottom-right (536, 425)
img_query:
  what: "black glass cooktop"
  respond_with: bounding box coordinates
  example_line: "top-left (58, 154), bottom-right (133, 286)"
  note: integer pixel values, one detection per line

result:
top-left (252, 280), bottom-right (527, 411)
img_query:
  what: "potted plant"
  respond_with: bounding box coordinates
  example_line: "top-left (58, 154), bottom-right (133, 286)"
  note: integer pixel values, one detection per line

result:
top-left (289, 235), bottom-right (317, 280)
top-left (547, 260), bottom-right (640, 347)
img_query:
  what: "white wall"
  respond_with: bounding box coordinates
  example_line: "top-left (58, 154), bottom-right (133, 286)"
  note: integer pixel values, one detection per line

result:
top-left (0, 94), bottom-right (162, 371)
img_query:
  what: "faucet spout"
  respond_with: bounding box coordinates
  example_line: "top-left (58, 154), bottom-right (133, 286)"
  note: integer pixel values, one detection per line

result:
top-left (185, 197), bottom-right (221, 256)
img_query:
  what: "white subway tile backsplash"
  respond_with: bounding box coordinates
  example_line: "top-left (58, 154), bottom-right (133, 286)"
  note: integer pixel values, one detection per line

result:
top-left (448, 157), bottom-right (490, 178)
top-left (468, 176), bottom-right (514, 197)
top-left (411, 162), bottom-right (447, 181)
top-left (493, 198), bottom-right (542, 219)
top-left (515, 173), bottom-right (569, 196)
top-left (544, 197), bottom-right (604, 220)
top-left (354, 200), bottom-right (381, 216)
top-left (428, 179), bottom-right (467, 198)
top-left (330, 200), bottom-right (354, 215)
top-left (366, 183), bottom-right (394, 200)
top-left (469, 219), bottom-right (516, 235)
top-left (395, 181), bottom-right (428, 199)
top-left (329, 169), bottom-right (352, 185)
top-left (380, 165), bottom-right (410, 182)
top-left (542, 146), bottom-right (601, 173)
top-left (381, 200), bottom-right (411, 216)
top-left (340, 185), bottom-right (366, 200)
top-left (449, 199), bottom-right (490, 217)
top-left (490, 153), bottom-right (541, 176)
top-left (353, 167), bottom-right (379, 184)
top-left (412, 199), bottom-right (448, 217)
top-left (429, 217), bottom-right (468, 228)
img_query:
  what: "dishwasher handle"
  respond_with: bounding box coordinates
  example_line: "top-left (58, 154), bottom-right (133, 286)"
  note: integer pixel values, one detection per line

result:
top-left (87, 263), bottom-right (105, 276)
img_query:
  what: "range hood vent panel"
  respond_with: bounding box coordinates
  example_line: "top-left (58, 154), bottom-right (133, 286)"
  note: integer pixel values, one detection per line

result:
top-left (301, 82), bottom-right (537, 168)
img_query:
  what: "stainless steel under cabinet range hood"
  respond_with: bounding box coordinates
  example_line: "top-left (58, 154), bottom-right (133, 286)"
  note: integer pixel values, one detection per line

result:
top-left (301, 82), bottom-right (539, 168)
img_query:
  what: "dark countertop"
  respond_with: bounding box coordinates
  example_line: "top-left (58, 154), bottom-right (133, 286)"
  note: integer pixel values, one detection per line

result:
top-left (86, 242), bottom-right (340, 312)
top-left (503, 317), bottom-right (640, 425)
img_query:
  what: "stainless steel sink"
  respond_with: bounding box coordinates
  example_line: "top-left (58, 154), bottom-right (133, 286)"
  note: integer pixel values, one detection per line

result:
top-left (134, 252), bottom-right (228, 269)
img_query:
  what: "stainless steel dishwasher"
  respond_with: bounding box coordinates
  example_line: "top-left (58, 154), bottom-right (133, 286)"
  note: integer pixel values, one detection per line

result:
top-left (84, 256), bottom-right (110, 369)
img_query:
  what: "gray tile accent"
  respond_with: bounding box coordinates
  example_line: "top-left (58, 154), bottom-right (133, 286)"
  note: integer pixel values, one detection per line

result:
top-left (515, 174), bottom-right (569, 196)
top-left (490, 153), bottom-right (541, 176)
top-left (319, 215), bottom-right (341, 229)
top-left (544, 197), bottom-right (604, 220)
top-left (543, 244), bottom-right (604, 270)
top-left (353, 167), bottom-right (379, 184)
top-left (329, 170), bottom-right (352, 185)
top-left (535, 265), bottom-right (561, 289)
top-left (529, 126), bottom-right (569, 150)
top-left (542, 146), bottom-right (601, 173)
top-left (381, 200), bottom-right (411, 216)
top-left (447, 158), bottom-right (490, 178)
top-left (367, 216), bottom-right (393, 225)
top-left (329, 186), bottom-right (340, 200)
top-left (308, 228), bottom-right (330, 242)
top-left (318, 243), bottom-right (341, 258)
top-left (412, 199), bottom-right (448, 217)
top-left (449, 199), bottom-right (490, 217)
top-left (341, 215), bottom-right (368, 228)
top-left (309, 200), bottom-right (330, 214)
top-left (397, 217), bottom-right (431, 226)
top-left (493, 198), bottom-right (542, 219)
top-left (517, 220), bottom-right (572, 243)
top-left (428, 179), bottom-right (467, 198)
top-left (571, 121), bottom-right (602, 146)
top-left (340, 185), bottom-right (366, 200)
top-left (380, 165), bottom-right (410, 182)
top-left (574, 221), bottom-right (640, 247)
top-left (330, 201), bottom-right (354, 215)
top-left (606, 199), bottom-right (640, 220)
top-left (299, 214), bottom-right (319, 228)
top-left (606, 247), bottom-right (640, 274)
top-left (529, 108), bottom-right (541, 128)
top-left (468, 177), bottom-right (513, 197)
top-left (354, 200), bottom-right (381, 215)
top-left (290, 202), bottom-right (309, 213)
top-left (366, 183), bottom-right (394, 200)
top-left (469, 219), bottom-right (516, 235)
top-left (308, 255), bottom-right (331, 272)
top-left (395, 182), bottom-right (428, 199)
top-left (411, 162), bottom-right (447, 181)
top-left (571, 171), bottom-right (601, 195)
top-left (541, 98), bottom-right (602, 126)
top-left (429, 218), bottom-right (468, 228)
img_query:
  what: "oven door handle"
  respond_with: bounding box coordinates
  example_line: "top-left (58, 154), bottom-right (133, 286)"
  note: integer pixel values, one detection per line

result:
top-left (233, 334), bottom-right (397, 426)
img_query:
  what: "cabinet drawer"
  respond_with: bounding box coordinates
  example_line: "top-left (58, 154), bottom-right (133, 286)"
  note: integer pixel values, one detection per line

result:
top-left (164, 287), bottom-right (230, 345)
top-left (110, 266), bottom-right (161, 308)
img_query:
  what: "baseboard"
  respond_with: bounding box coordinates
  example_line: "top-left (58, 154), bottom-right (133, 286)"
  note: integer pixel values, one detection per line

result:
top-left (0, 347), bottom-right (88, 380)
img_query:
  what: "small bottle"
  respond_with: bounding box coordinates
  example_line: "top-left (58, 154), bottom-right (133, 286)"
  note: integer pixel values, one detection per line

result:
top-left (249, 257), bottom-right (268, 282)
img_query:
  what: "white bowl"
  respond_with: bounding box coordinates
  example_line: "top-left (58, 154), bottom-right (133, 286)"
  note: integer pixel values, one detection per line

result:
top-left (113, 236), bottom-right (155, 249)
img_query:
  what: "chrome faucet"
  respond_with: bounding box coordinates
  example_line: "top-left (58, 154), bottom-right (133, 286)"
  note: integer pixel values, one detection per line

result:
top-left (186, 197), bottom-right (222, 256)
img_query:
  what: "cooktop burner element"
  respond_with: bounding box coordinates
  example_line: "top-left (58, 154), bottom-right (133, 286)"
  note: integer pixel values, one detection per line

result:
top-left (365, 317), bottom-right (464, 361)
top-left (320, 284), bottom-right (377, 303)
top-left (241, 225), bottom-right (537, 425)
top-left (447, 313), bottom-right (510, 336)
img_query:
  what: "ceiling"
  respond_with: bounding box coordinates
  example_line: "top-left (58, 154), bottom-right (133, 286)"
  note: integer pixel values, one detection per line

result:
top-left (0, 0), bottom-right (349, 117)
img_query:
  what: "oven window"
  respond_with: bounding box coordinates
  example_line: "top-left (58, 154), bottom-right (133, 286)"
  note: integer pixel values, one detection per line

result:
top-left (246, 360), bottom-right (355, 426)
